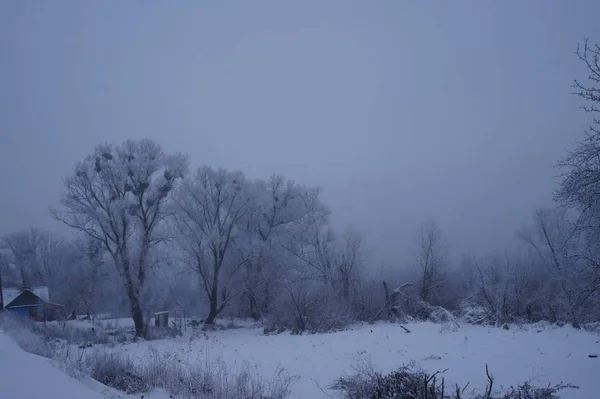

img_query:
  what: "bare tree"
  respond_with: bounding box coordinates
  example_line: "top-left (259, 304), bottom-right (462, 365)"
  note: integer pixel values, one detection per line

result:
top-left (53, 139), bottom-right (187, 336)
top-left (286, 187), bottom-right (336, 286)
top-left (413, 221), bottom-right (447, 303)
top-left (37, 231), bottom-right (66, 285)
top-left (1, 227), bottom-right (65, 288)
top-left (2, 228), bottom-right (43, 286)
top-left (572, 38), bottom-right (600, 135)
top-left (173, 166), bottom-right (256, 325)
top-left (336, 227), bottom-right (367, 303)
top-left (60, 237), bottom-right (108, 319)
top-left (555, 40), bottom-right (600, 311)
top-left (243, 175), bottom-right (305, 319)
top-left (519, 208), bottom-right (591, 325)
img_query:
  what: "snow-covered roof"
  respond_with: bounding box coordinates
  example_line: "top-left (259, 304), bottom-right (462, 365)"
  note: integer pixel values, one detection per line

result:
top-left (2, 286), bottom-right (50, 306)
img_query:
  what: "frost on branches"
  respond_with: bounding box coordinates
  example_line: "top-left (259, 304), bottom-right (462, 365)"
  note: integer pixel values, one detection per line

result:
top-left (53, 139), bottom-right (187, 337)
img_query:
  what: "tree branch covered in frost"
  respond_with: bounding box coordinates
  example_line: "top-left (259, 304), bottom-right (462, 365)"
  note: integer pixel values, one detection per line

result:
top-left (52, 139), bottom-right (187, 337)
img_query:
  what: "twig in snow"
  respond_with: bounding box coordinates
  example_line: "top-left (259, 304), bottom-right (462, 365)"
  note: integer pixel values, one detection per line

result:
top-left (312, 378), bottom-right (334, 398)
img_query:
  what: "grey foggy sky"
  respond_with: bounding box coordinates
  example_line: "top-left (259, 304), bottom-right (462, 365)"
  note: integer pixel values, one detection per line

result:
top-left (1, 1), bottom-right (598, 266)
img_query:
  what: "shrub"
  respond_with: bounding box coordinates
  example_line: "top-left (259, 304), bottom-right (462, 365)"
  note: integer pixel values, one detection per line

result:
top-left (460, 304), bottom-right (495, 326)
top-left (85, 350), bottom-right (147, 394)
top-left (81, 346), bottom-right (298, 399)
top-left (331, 362), bottom-right (578, 399)
top-left (266, 289), bottom-right (355, 334)
top-left (37, 321), bottom-right (112, 346)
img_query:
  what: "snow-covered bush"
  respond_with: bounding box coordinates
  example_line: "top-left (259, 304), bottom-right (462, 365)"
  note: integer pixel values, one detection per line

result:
top-left (331, 362), bottom-right (578, 399)
top-left (266, 287), bottom-right (354, 334)
top-left (81, 346), bottom-right (298, 398)
top-left (38, 321), bottom-right (114, 346)
top-left (459, 304), bottom-right (495, 325)
top-left (85, 350), bottom-right (146, 394)
top-left (428, 306), bottom-right (458, 324)
top-left (331, 361), bottom-right (443, 398)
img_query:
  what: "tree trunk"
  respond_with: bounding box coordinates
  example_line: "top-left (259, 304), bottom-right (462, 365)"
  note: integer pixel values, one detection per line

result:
top-left (383, 281), bottom-right (396, 321)
top-left (261, 284), bottom-right (271, 316)
top-left (204, 274), bottom-right (220, 325)
top-left (130, 296), bottom-right (145, 337)
top-left (342, 273), bottom-right (350, 303)
top-left (121, 256), bottom-right (146, 337)
top-left (248, 289), bottom-right (260, 321)
top-left (205, 295), bottom-right (218, 325)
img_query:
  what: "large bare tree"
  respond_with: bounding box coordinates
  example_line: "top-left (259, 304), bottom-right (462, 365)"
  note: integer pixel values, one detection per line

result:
top-left (243, 175), bottom-right (305, 319)
top-left (554, 39), bottom-right (600, 316)
top-left (53, 139), bottom-right (187, 336)
top-left (173, 166), bottom-right (257, 325)
top-left (556, 39), bottom-right (600, 225)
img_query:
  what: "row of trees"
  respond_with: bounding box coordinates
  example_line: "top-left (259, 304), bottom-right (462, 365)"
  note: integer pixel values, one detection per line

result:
top-left (2, 39), bottom-right (600, 337)
top-left (1, 142), bottom-right (369, 336)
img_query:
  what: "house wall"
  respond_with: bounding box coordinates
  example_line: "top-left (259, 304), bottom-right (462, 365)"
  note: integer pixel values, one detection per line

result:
top-left (6, 304), bottom-right (46, 321)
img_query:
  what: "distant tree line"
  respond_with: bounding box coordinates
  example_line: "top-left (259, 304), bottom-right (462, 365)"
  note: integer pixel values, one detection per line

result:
top-left (1, 39), bottom-right (599, 337)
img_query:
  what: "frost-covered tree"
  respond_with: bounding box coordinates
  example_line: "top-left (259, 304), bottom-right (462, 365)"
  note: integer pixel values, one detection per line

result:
top-left (413, 221), bottom-right (447, 303)
top-left (520, 208), bottom-right (594, 325)
top-left (335, 227), bottom-right (367, 303)
top-left (553, 39), bottom-right (600, 318)
top-left (1, 227), bottom-right (65, 288)
top-left (58, 237), bottom-right (109, 319)
top-left (557, 39), bottom-right (600, 212)
top-left (287, 187), bottom-right (336, 286)
top-left (242, 175), bottom-right (306, 319)
top-left (173, 166), bottom-right (257, 325)
top-left (53, 139), bottom-right (187, 336)
top-left (460, 254), bottom-right (540, 325)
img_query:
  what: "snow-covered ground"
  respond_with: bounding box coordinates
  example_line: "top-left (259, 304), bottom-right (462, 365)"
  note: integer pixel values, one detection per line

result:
top-left (2, 320), bottom-right (599, 398)
top-left (0, 331), bottom-right (169, 399)
top-left (111, 321), bottom-right (599, 398)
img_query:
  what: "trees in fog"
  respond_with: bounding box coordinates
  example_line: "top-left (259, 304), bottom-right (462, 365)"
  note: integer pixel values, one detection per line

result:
top-left (1, 227), bottom-right (66, 289)
top-left (2, 41), bottom-right (600, 332)
top-left (173, 166), bottom-right (257, 325)
top-left (552, 38), bottom-right (600, 322)
top-left (53, 139), bottom-right (187, 336)
top-left (413, 221), bottom-right (447, 303)
top-left (336, 227), bottom-right (366, 303)
top-left (59, 237), bottom-right (109, 319)
top-left (242, 175), bottom-right (306, 319)
top-left (519, 209), bottom-right (588, 324)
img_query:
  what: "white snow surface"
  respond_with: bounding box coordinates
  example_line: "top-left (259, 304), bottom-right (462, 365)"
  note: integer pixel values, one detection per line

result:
top-left (0, 331), bottom-right (169, 399)
top-left (0, 332), bottom-right (104, 398)
top-left (2, 320), bottom-right (599, 398)
top-left (110, 320), bottom-right (599, 399)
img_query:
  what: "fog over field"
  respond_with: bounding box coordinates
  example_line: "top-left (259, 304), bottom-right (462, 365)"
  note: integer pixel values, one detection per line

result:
top-left (1, 2), bottom-right (599, 399)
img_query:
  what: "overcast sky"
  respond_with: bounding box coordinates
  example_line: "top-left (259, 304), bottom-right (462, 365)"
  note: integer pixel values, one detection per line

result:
top-left (1, 1), bottom-right (598, 266)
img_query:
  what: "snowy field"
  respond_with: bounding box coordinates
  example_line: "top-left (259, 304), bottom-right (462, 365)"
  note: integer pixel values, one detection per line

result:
top-left (2, 320), bottom-right (599, 398)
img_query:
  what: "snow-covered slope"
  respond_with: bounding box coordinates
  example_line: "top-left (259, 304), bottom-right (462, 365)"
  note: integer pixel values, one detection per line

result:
top-left (0, 331), bottom-right (170, 399)
top-left (0, 332), bottom-right (104, 398)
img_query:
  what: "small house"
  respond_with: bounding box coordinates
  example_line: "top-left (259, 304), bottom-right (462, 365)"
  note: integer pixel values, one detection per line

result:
top-left (1, 285), bottom-right (64, 321)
